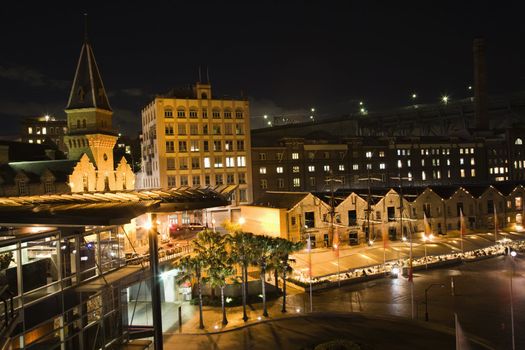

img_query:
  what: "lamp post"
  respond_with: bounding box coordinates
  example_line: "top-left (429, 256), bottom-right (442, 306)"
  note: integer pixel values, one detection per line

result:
top-left (148, 214), bottom-right (163, 350)
top-left (304, 225), bottom-right (313, 313)
top-left (509, 250), bottom-right (517, 350)
top-left (326, 171), bottom-right (342, 287)
top-left (425, 283), bottom-right (445, 321)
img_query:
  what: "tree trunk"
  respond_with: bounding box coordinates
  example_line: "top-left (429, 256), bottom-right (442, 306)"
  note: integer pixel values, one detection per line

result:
top-left (221, 286), bottom-right (228, 325)
top-left (274, 269), bottom-right (279, 293)
top-left (197, 270), bottom-right (204, 329)
top-left (281, 267), bottom-right (287, 313)
top-left (244, 264), bottom-right (249, 301)
top-left (241, 263), bottom-right (248, 322)
top-left (261, 265), bottom-right (268, 317)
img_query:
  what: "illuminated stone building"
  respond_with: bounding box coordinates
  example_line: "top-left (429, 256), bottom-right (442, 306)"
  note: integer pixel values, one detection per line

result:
top-left (138, 82), bottom-right (252, 205)
top-left (0, 35), bottom-right (134, 196)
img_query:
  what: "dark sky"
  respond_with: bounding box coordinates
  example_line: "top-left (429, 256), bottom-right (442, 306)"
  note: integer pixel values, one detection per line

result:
top-left (1, 1), bottom-right (524, 136)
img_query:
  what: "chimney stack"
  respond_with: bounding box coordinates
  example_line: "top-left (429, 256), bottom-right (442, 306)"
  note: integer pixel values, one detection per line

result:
top-left (473, 38), bottom-right (489, 129)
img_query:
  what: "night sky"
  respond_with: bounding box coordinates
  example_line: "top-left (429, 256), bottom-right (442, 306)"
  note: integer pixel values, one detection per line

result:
top-left (1, 1), bottom-right (524, 137)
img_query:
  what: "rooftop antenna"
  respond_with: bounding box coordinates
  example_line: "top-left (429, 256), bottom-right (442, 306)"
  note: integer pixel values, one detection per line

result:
top-left (198, 66), bottom-right (202, 83)
top-left (206, 66), bottom-right (210, 83)
top-left (83, 13), bottom-right (88, 42)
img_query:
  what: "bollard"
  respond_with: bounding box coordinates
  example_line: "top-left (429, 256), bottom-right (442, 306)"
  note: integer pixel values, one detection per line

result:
top-left (178, 305), bottom-right (182, 332)
top-left (451, 276), bottom-right (455, 296)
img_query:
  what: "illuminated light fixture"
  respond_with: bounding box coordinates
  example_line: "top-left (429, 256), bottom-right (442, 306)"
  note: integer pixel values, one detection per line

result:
top-left (360, 108), bottom-right (365, 113)
top-left (226, 297), bottom-right (233, 303)
top-left (263, 115), bottom-right (268, 119)
top-left (510, 250), bottom-right (517, 257)
top-left (44, 115), bottom-right (50, 122)
top-left (267, 121), bottom-right (272, 126)
top-left (144, 221), bottom-right (152, 230)
top-left (411, 93), bottom-right (417, 99)
top-left (238, 217), bottom-right (246, 225)
top-left (295, 308), bottom-right (301, 313)
top-left (257, 316), bottom-right (262, 321)
top-left (359, 101), bottom-right (363, 106)
top-left (80, 256), bottom-right (88, 261)
top-left (441, 95), bottom-right (449, 104)
top-left (214, 325), bottom-right (219, 330)
top-left (402, 236), bottom-right (407, 242)
top-left (468, 85), bottom-right (472, 90)
top-left (368, 240), bottom-right (374, 245)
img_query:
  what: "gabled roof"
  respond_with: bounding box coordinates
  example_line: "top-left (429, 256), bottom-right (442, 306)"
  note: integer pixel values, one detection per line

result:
top-left (461, 185), bottom-right (492, 198)
top-left (426, 186), bottom-right (460, 200)
top-left (314, 192), bottom-right (348, 207)
top-left (251, 191), bottom-right (309, 210)
top-left (66, 40), bottom-right (111, 111)
top-left (5, 160), bottom-right (77, 184)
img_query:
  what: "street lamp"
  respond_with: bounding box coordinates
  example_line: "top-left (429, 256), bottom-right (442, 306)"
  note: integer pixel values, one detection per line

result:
top-left (441, 95), bottom-right (449, 104)
top-left (509, 250), bottom-right (517, 350)
top-left (425, 283), bottom-right (445, 321)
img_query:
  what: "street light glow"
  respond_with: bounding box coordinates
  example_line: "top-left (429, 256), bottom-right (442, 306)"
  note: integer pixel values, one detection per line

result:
top-left (510, 250), bottom-right (517, 257)
top-left (412, 93), bottom-right (417, 99)
top-left (311, 107), bottom-right (315, 112)
top-left (359, 101), bottom-right (363, 106)
top-left (263, 114), bottom-right (268, 119)
top-left (238, 217), bottom-right (246, 225)
top-left (441, 95), bottom-right (449, 104)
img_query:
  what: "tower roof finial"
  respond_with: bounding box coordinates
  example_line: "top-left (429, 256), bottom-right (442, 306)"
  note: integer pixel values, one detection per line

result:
top-left (84, 12), bottom-right (88, 42)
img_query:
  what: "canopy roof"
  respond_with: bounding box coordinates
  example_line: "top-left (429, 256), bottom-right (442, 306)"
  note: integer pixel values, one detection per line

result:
top-left (0, 186), bottom-right (234, 226)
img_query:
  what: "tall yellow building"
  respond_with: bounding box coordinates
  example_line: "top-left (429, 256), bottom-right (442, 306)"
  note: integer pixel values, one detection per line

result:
top-left (138, 82), bottom-right (252, 204)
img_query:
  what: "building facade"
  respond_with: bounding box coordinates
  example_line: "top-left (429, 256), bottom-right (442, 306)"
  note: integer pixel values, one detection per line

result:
top-left (20, 115), bottom-right (68, 152)
top-left (251, 134), bottom-right (525, 201)
top-left (138, 82), bottom-right (252, 204)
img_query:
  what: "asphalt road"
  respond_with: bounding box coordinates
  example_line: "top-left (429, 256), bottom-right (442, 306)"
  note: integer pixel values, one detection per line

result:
top-left (286, 254), bottom-right (525, 350)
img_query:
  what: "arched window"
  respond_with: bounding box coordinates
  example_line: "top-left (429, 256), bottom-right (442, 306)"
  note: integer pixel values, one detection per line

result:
top-left (235, 109), bottom-right (243, 119)
top-left (224, 109), bottom-right (232, 119)
top-left (82, 119), bottom-right (86, 128)
top-left (201, 92), bottom-right (207, 99)
top-left (515, 138), bottom-right (523, 145)
top-left (164, 108), bottom-right (173, 118)
top-left (177, 108), bottom-right (186, 118)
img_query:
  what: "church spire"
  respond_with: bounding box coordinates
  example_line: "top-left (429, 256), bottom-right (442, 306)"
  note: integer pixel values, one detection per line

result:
top-left (66, 20), bottom-right (111, 112)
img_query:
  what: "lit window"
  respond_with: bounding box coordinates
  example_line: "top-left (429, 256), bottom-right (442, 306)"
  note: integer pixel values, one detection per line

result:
top-left (422, 171), bottom-right (426, 180)
top-left (261, 179), bottom-right (268, 189)
top-left (397, 160), bottom-right (402, 168)
top-left (489, 168), bottom-right (493, 174)
top-left (407, 160), bottom-right (411, 167)
top-left (365, 151), bottom-right (372, 158)
top-left (460, 158), bottom-right (464, 165)
top-left (421, 159), bottom-right (425, 166)
top-left (276, 166), bottom-right (284, 173)
top-left (460, 148), bottom-right (464, 154)
top-left (470, 158), bottom-right (475, 165)
top-left (28, 139), bottom-right (33, 143)
top-left (471, 169), bottom-right (476, 177)
top-left (292, 152), bottom-right (299, 160)
top-left (447, 170), bottom-right (451, 178)
top-left (293, 166), bottom-right (300, 173)
top-left (226, 157), bottom-right (235, 167)
top-left (324, 165), bottom-right (330, 172)
top-left (308, 165), bottom-right (315, 172)
top-left (379, 151), bottom-right (385, 157)
top-left (339, 164), bottom-right (345, 171)
top-left (366, 163), bottom-right (372, 170)
top-left (515, 138), bottom-right (523, 145)
top-left (353, 164), bottom-right (359, 170)
top-left (260, 167), bottom-right (267, 174)
top-left (460, 169), bottom-right (465, 178)
top-left (470, 148), bottom-right (475, 154)
top-left (204, 157), bottom-right (211, 168)
top-left (447, 159), bottom-right (451, 166)
top-left (293, 178), bottom-right (301, 187)
top-left (237, 156), bottom-right (246, 167)
top-left (214, 157), bottom-right (223, 168)
top-left (379, 163), bottom-right (386, 169)
top-left (408, 172), bottom-right (412, 180)
top-left (28, 127), bottom-right (33, 134)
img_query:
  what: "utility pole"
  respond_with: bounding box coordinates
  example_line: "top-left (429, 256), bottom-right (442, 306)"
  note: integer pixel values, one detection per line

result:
top-left (326, 171), bottom-right (343, 286)
top-left (358, 166), bottom-right (381, 244)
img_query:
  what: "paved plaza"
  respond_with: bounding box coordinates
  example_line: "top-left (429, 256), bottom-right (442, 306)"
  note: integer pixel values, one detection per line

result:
top-left (129, 231), bottom-right (525, 349)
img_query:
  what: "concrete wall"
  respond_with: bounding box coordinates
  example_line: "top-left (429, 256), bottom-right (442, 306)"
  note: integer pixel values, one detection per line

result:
top-left (240, 205), bottom-right (287, 238)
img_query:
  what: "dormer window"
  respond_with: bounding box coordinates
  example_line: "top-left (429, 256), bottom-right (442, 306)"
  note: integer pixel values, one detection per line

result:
top-left (201, 92), bottom-right (208, 99)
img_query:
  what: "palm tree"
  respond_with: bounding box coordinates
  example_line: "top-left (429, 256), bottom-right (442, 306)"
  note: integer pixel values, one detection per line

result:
top-left (173, 255), bottom-right (207, 329)
top-left (230, 231), bottom-right (254, 322)
top-left (273, 238), bottom-right (304, 313)
top-left (194, 229), bottom-right (233, 326)
top-left (252, 235), bottom-right (275, 317)
top-left (206, 264), bottom-right (235, 325)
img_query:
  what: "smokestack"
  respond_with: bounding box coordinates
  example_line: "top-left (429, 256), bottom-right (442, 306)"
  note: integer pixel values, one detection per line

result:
top-left (473, 38), bottom-right (489, 129)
